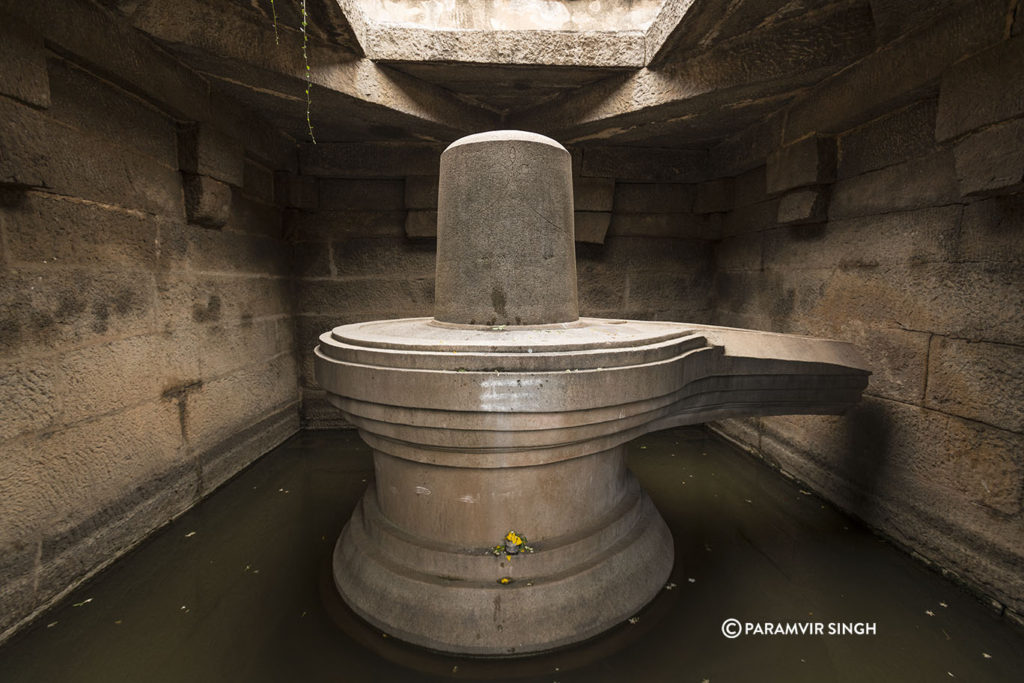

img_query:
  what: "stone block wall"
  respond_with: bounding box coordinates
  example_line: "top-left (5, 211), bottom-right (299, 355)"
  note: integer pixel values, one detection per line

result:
top-left (293, 142), bottom-right (716, 427)
top-left (708, 0), bottom-right (1024, 620)
top-left (0, 6), bottom-right (301, 641)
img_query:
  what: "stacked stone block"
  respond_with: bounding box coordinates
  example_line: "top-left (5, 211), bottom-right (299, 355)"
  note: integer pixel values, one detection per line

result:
top-left (0, 9), bottom-right (300, 643)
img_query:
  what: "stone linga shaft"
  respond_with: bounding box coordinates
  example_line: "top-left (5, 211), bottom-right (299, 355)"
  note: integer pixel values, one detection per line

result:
top-left (315, 130), bottom-right (870, 655)
top-left (434, 130), bottom-right (578, 325)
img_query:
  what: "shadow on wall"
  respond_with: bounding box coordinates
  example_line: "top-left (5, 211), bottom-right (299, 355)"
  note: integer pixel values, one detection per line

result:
top-left (840, 401), bottom-right (893, 520)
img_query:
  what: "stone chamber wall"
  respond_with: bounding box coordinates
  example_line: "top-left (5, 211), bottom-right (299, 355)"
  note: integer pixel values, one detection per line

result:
top-left (0, 10), bottom-right (301, 640)
top-left (707, 1), bottom-right (1024, 622)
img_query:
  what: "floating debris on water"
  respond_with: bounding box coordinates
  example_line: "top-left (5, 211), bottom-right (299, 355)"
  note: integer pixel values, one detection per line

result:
top-left (184, 531), bottom-right (196, 538)
top-left (926, 610), bottom-right (935, 616)
top-left (982, 653), bottom-right (992, 659)
top-left (688, 578), bottom-right (696, 583)
top-left (665, 582), bottom-right (678, 591)
top-left (628, 616), bottom-right (640, 625)
top-left (72, 598), bottom-right (92, 608)
top-left (46, 622), bottom-right (57, 628)
top-left (940, 602), bottom-right (949, 608)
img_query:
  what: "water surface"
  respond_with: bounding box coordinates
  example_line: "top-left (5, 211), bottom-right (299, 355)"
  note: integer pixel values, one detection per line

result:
top-left (1, 428), bottom-right (1021, 682)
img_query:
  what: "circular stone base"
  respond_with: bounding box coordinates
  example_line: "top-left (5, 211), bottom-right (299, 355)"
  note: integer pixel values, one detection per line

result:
top-left (332, 475), bottom-right (674, 656)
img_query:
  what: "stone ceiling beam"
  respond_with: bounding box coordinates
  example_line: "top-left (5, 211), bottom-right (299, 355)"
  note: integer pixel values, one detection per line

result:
top-left (644, 0), bottom-right (699, 64)
top-left (0, 0), bottom-right (298, 168)
top-left (127, 0), bottom-right (498, 139)
top-left (513, 0), bottom-right (875, 144)
top-left (335, 0), bottom-right (658, 67)
top-left (358, 26), bottom-right (647, 68)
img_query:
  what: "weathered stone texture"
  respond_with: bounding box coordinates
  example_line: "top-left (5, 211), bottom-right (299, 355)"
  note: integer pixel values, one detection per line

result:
top-left (224, 190), bottom-right (282, 237)
top-left (183, 174), bottom-right (232, 228)
top-left (0, 268), bottom-right (157, 356)
top-left (404, 176), bottom-right (439, 210)
top-left (609, 212), bottom-right (720, 239)
top-left (837, 99), bottom-right (939, 180)
top-left (935, 34), bottom-right (1024, 141)
top-left (576, 236), bottom-right (713, 321)
top-left (784, 0), bottom-right (1006, 142)
top-left (693, 178), bottom-right (734, 214)
top-left (766, 135), bottom-right (836, 194)
top-left (573, 177), bottom-right (615, 212)
top-left (868, 0), bottom-right (974, 44)
top-left (715, 233), bottom-right (762, 273)
top-left (275, 173), bottom-right (319, 211)
top-left (300, 142), bottom-right (443, 177)
top-left (298, 277), bottom-right (435, 317)
top-left (185, 354), bottom-right (298, 455)
top-left (0, 399), bottom-right (188, 593)
top-left (721, 199), bottom-right (777, 237)
top-left (0, 13), bottom-right (50, 108)
top-left (828, 152), bottom-right (960, 219)
top-left (926, 337), bottom-right (1024, 433)
top-left (581, 147), bottom-right (707, 182)
top-left (158, 275), bottom-right (291, 330)
top-left (574, 211), bottom-right (611, 244)
top-left (625, 270), bottom-right (711, 321)
top-left (404, 209), bottom-right (437, 238)
top-left (0, 37), bottom-right (299, 643)
top-left (776, 188), bottom-right (828, 224)
top-left (732, 166), bottom-right (768, 208)
top-left (47, 56), bottom-right (177, 168)
top-left (613, 182), bottom-right (692, 213)
top-left (241, 156), bottom-right (274, 199)
top-left (778, 263), bottom-right (1023, 346)
top-left (710, 111), bottom-right (784, 178)
top-left (332, 237), bottom-right (436, 277)
top-left (0, 360), bottom-right (61, 441)
top-left (953, 117), bottom-right (1024, 196)
top-left (177, 123), bottom-right (245, 187)
top-left (958, 195), bottom-right (1024, 263)
top-left (59, 331), bottom-right (200, 425)
top-left (199, 408), bottom-right (299, 494)
top-left (0, 97), bottom-right (183, 218)
top-left (174, 225), bottom-right (286, 275)
top-left (763, 207), bottom-right (961, 271)
top-left (288, 209), bottom-right (407, 241)
top-left (320, 179), bottom-right (406, 211)
top-left (1, 191), bottom-right (160, 271)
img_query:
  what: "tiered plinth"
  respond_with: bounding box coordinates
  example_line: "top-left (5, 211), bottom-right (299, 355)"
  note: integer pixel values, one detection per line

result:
top-left (315, 317), bottom-right (869, 654)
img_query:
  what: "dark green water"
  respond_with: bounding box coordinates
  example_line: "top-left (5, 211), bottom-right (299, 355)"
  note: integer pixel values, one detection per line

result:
top-left (1, 427), bottom-right (1021, 682)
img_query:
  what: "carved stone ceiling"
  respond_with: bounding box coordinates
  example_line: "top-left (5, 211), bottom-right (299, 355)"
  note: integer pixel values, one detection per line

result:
top-left (110, 0), bottom-right (878, 147)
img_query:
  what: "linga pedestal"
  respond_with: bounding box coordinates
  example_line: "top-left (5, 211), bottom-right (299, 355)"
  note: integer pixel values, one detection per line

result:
top-left (315, 130), bottom-right (870, 655)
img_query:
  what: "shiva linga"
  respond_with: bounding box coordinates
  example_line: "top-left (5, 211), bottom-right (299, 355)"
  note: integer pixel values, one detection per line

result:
top-left (315, 130), bottom-right (870, 655)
